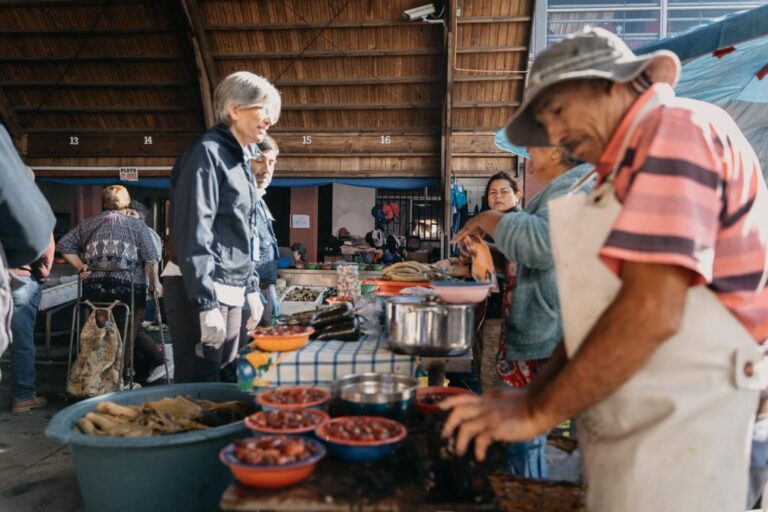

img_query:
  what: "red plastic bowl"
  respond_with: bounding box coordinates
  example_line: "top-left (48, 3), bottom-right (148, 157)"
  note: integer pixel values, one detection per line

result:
top-left (219, 437), bottom-right (326, 489)
top-left (257, 386), bottom-right (332, 411)
top-left (315, 416), bottom-right (407, 462)
top-left (415, 386), bottom-right (477, 415)
top-left (245, 409), bottom-right (329, 435)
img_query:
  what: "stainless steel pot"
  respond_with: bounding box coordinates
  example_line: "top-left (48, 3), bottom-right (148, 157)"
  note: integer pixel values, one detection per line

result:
top-left (384, 296), bottom-right (475, 356)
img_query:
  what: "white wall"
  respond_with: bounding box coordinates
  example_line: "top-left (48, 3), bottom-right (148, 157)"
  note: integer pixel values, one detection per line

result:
top-left (331, 184), bottom-right (375, 237)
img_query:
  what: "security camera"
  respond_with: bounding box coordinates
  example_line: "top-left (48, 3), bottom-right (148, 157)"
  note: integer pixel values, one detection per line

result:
top-left (403, 3), bottom-right (436, 21)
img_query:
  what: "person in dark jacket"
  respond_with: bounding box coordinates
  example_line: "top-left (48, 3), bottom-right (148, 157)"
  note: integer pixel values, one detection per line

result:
top-left (0, 129), bottom-right (56, 408)
top-left (251, 135), bottom-right (281, 324)
top-left (163, 71), bottom-right (280, 383)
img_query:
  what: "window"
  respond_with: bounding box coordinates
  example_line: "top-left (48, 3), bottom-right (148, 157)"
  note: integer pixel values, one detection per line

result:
top-left (539, 0), bottom-right (767, 51)
top-left (375, 187), bottom-right (444, 242)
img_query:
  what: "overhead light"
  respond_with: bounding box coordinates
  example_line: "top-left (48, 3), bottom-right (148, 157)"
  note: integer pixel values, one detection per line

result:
top-left (403, 3), bottom-right (436, 21)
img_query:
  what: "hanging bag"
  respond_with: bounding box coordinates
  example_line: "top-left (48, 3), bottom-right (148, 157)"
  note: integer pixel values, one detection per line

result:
top-left (67, 300), bottom-right (124, 397)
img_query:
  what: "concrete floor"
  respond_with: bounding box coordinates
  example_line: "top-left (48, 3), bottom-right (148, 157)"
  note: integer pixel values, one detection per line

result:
top-left (0, 361), bottom-right (84, 512)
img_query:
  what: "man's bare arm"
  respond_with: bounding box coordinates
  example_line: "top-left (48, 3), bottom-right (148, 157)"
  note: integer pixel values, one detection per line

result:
top-left (531, 261), bottom-right (691, 427)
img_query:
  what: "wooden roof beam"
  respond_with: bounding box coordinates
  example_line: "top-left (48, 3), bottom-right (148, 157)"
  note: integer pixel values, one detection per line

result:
top-left (213, 48), bottom-right (442, 60)
top-left (457, 16), bottom-right (531, 24)
top-left (280, 103), bottom-right (440, 111)
top-left (205, 20), bottom-right (433, 30)
top-left (453, 75), bottom-right (525, 82)
top-left (453, 101), bottom-right (521, 108)
top-left (274, 76), bottom-right (442, 87)
top-left (179, 0), bottom-right (217, 128)
top-left (1, 81), bottom-right (195, 88)
top-left (16, 106), bottom-right (193, 113)
top-left (0, 0), bottom-right (153, 5)
top-left (0, 28), bottom-right (177, 36)
top-left (0, 56), bottom-right (184, 63)
top-left (456, 46), bottom-right (528, 54)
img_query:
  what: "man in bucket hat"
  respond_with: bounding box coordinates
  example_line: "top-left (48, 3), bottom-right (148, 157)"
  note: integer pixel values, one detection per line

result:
top-left (442, 27), bottom-right (768, 511)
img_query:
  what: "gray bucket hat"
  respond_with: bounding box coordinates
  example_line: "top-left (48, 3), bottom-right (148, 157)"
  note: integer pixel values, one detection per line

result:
top-left (505, 27), bottom-right (681, 147)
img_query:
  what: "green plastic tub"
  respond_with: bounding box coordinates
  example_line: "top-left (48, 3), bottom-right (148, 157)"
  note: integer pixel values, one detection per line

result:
top-left (45, 383), bottom-right (254, 512)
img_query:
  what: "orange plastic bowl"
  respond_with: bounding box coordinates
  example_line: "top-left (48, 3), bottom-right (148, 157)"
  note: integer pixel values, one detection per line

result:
top-left (374, 279), bottom-right (431, 296)
top-left (415, 386), bottom-right (477, 415)
top-left (257, 386), bottom-right (332, 411)
top-left (219, 438), bottom-right (326, 489)
top-left (249, 327), bottom-right (314, 352)
top-left (245, 409), bottom-right (329, 436)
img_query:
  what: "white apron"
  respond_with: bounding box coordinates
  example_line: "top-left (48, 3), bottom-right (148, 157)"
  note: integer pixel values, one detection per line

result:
top-left (548, 97), bottom-right (765, 511)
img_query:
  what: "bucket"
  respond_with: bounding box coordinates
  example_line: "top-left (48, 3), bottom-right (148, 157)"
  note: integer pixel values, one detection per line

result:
top-left (45, 383), bottom-right (255, 512)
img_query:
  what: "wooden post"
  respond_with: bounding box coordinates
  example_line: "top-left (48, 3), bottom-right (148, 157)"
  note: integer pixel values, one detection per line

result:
top-left (441, 0), bottom-right (456, 257)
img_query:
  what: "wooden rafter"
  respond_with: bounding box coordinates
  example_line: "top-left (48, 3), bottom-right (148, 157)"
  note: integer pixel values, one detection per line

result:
top-left (179, 0), bottom-right (216, 128)
top-left (214, 48), bottom-right (442, 60)
top-left (205, 20), bottom-right (428, 30)
top-left (1, 81), bottom-right (195, 88)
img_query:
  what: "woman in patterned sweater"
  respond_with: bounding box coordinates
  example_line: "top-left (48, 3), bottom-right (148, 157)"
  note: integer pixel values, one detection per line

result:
top-left (58, 185), bottom-right (163, 384)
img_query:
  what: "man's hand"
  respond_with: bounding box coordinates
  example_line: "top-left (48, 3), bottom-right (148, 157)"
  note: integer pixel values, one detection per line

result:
top-left (440, 388), bottom-right (552, 461)
top-left (199, 308), bottom-right (226, 347)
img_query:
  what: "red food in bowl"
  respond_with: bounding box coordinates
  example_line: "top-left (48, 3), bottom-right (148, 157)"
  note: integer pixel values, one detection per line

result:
top-left (257, 386), bottom-right (331, 410)
top-left (316, 416), bottom-right (406, 445)
top-left (220, 435), bottom-right (326, 489)
top-left (245, 409), bottom-right (329, 435)
top-left (233, 436), bottom-right (318, 466)
top-left (415, 386), bottom-right (476, 415)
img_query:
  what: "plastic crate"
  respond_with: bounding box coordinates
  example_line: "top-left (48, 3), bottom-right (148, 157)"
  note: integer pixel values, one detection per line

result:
top-left (279, 285), bottom-right (327, 316)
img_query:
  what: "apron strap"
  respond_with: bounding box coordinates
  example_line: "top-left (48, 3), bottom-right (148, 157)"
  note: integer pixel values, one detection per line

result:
top-left (567, 169), bottom-right (598, 195)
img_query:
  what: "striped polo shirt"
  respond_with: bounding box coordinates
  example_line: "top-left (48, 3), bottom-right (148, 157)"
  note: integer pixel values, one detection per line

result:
top-left (597, 83), bottom-right (768, 342)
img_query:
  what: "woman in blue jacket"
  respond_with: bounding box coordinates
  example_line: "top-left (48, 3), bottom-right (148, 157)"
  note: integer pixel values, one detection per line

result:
top-left (455, 146), bottom-right (592, 478)
top-left (163, 71), bottom-right (280, 383)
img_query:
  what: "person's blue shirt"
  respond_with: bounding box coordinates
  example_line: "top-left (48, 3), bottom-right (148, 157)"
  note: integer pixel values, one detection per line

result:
top-left (494, 163), bottom-right (594, 361)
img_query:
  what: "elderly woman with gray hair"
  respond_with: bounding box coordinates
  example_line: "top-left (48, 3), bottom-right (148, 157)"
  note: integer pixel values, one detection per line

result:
top-left (163, 71), bottom-right (281, 383)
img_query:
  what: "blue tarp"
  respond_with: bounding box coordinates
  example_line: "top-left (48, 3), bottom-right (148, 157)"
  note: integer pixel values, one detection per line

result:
top-left (637, 5), bottom-right (768, 170)
top-left (36, 176), bottom-right (438, 190)
top-left (495, 5), bottom-right (768, 170)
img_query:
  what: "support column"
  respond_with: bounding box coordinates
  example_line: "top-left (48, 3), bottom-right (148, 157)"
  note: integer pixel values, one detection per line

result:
top-left (289, 187), bottom-right (318, 262)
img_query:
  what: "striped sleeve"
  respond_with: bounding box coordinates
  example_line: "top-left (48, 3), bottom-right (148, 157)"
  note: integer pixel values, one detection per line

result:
top-left (599, 108), bottom-right (723, 285)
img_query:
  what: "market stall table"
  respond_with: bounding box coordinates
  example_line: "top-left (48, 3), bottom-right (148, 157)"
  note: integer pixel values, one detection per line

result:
top-left (237, 337), bottom-right (472, 390)
top-left (279, 269), bottom-right (382, 288)
top-left (220, 427), bottom-right (499, 511)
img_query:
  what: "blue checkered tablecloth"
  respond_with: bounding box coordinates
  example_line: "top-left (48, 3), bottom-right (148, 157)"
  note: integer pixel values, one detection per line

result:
top-left (237, 336), bottom-right (418, 390)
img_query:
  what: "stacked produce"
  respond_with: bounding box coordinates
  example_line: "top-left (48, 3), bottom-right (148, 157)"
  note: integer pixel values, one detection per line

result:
top-left (283, 287), bottom-right (322, 302)
top-left (381, 261), bottom-right (451, 282)
top-left (336, 263), bottom-right (360, 299)
top-left (281, 302), bottom-right (362, 341)
top-left (75, 396), bottom-right (250, 437)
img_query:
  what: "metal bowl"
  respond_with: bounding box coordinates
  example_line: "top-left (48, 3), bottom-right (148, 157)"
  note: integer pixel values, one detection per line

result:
top-left (332, 373), bottom-right (418, 420)
top-left (333, 373), bottom-right (418, 404)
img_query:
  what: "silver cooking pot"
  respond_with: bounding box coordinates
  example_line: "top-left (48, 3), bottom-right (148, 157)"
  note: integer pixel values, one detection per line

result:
top-left (383, 296), bottom-right (475, 356)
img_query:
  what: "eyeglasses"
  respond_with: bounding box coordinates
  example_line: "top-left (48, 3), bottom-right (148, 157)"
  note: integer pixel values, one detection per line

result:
top-left (488, 188), bottom-right (514, 197)
top-left (238, 104), bottom-right (271, 120)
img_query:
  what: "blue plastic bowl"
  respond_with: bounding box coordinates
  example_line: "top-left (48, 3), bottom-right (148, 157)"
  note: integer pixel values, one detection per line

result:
top-left (277, 256), bottom-right (293, 269)
top-left (45, 383), bottom-right (254, 512)
top-left (315, 416), bottom-right (406, 462)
